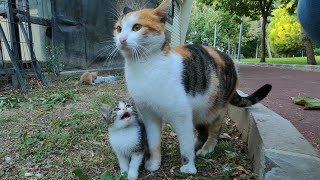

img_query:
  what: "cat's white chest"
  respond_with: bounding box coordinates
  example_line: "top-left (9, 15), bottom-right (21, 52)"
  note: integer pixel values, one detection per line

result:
top-left (108, 126), bottom-right (141, 156)
top-left (125, 53), bottom-right (186, 107)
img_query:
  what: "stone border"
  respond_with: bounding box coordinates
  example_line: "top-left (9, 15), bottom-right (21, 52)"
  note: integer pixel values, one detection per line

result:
top-left (228, 91), bottom-right (320, 180)
top-left (238, 62), bottom-right (320, 72)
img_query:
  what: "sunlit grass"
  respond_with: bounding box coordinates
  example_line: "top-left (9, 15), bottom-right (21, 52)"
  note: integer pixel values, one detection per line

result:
top-left (240, 56), bottom-right (320, 65)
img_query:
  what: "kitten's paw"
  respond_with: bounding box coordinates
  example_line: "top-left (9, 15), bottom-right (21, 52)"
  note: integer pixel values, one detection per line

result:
top-left (180, 164), bottom-right (197, 174)
top-left (127, 172), bottom-right (138, 180)
top-left (144, 159), bottom-right (160, 172)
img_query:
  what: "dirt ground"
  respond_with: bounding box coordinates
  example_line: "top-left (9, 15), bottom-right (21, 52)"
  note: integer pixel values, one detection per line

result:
top-left (237, 65), bottom-right (320, 151)
top-left (0, 74), bottom-right (254, 179)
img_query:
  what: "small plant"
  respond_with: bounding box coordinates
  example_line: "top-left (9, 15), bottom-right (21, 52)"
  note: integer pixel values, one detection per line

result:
top-left (0, 96), bottom-right (28, 110)
top-left (45, 46), bottom-right (64, 75)
top-left (73, 169), bottom-right (127, 180)
top-left (20, 132), bottom-right (46, 146)
top-left (34, 90), bottom-right (77, 109)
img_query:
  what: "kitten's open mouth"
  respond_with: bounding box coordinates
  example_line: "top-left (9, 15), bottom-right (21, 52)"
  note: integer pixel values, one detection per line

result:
top-left (121, 112), bottom-right (131, 121)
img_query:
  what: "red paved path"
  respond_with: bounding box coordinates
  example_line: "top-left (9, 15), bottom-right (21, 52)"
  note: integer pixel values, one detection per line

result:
top-left (237, 65), bottom-right (320, 148)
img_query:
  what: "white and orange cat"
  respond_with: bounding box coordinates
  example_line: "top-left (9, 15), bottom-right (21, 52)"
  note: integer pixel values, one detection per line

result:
top-left (112, 0), bottom-right (271, 174)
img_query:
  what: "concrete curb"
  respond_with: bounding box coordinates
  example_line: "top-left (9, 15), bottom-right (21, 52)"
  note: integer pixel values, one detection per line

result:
top-left (238, 62), bottom-right (320, 72)
top-left (228, 91), bottom-right (320, 180)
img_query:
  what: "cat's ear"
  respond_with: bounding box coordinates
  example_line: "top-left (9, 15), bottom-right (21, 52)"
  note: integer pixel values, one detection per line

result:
top-left (153, 0), bottom-right (171, 23)
top-left (123, 6), bottom-right (134, 15)
top-left (100, 105), bottom-right (110, 120)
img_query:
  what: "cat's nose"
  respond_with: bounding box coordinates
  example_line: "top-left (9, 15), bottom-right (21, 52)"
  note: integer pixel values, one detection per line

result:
top-left (120, 38), bottom-right (127, 46)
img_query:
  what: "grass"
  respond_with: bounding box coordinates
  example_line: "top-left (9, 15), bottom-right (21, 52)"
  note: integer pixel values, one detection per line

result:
top-left (240, 56), bottom-right (320, 65)
top-left (0, 72), bottom-right (254, 179)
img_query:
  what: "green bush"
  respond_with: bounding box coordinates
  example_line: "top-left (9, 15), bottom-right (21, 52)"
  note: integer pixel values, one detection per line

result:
top-left (314, 48), bottom-right (320, 56)
top-left (45, 46), bottom-right (63, 75)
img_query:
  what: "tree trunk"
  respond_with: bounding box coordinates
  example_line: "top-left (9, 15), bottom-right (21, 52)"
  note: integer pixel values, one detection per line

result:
top-left (227, 37), bottom-right (230, 55)
top-left (260, 15), bottom-right (267, 63)
top-left (266, 33), bottom-right (272, 58)
top-left (302, 29), bottom-right (316, 65)
top-left (256, 42), bottom-right (259, 59)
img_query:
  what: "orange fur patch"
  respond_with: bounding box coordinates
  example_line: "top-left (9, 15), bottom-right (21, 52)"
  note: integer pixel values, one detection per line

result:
top-left (137, 9), bottom-right (165, 35)
top-left (79, 71), bottom-right (98, 85)
top-left (173, 46), bottom-right (192, 59)
top-left (202, 46), bottom-right (225, 69)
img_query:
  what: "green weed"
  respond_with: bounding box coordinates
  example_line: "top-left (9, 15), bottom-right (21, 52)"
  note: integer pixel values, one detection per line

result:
top-left (0, 96), bottom-right (28, 110)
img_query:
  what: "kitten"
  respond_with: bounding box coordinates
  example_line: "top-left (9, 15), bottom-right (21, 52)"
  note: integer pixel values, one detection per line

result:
top-left (112, 0), bottom-right (271, 174)
top-left (76, 71), bottom-right (98, 85)
top-left (101, 101), bottom-right (147, 180)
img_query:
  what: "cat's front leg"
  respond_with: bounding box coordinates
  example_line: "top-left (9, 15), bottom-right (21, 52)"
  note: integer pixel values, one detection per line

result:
top-left (127, 152), bottom-right (144, 180)
top-left (116, 153), bottom-right (129, 174)
top-left (139, 110), bottom-right (162, 172)
top-left (169, 110), bottom-right (197, 174)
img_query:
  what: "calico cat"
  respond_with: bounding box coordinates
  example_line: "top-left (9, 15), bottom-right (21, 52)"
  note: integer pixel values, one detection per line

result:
top-left (112, 0), bottom-right (272, 174)
top-left (76, 71), bottom-right (98, 85)
top-left (101, 101), bottom-right (147, 180)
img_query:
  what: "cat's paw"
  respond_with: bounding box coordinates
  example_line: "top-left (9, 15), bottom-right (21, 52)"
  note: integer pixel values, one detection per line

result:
top-left (144, 159), bottom-right (160, 172)
top-left (196, 144), bottom-right (215, 157)
top-left (127, 172), bottom-right (138, 180)
top-left (180, 164), bottom-right (197, 174)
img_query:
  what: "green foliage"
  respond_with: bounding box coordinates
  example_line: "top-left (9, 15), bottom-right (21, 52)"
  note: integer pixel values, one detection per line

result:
top-left (0, 96), bottom-right (27, 110)
top-left (35, 90), bottom-right (77, 109)
top-left (240, 56), bottom-right (320, 65)
top-left (20, 132), bottom-right (46, 146)
top-left (45, 46), bottom-right (64, 75)
top-left (268, 5), bottom-right (302, 55)
top-left (73, 169), bottom-right (127, 180)
top-left (186, 1), bottom-right (249, 51)
top-left (314, 48), bottom-right (320, 56)
top-left (100, 171), bottom-right (127, 180)
top-left (200, 0), bottom-right (261, 20)
top-left (72, 168), bottom-right (89, 180)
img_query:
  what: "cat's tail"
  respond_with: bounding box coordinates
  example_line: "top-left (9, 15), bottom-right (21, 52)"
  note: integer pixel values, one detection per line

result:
top-left (230, 84), bottom-right (272, 107)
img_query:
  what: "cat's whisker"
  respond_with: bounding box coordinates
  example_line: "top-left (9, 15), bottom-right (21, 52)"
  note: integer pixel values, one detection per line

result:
top-left (95, 44), bottom-right (117, 59)
top-left (106, 6), bottom-right (121, 19)
top-left (104, 48), bottom-right (119, 68)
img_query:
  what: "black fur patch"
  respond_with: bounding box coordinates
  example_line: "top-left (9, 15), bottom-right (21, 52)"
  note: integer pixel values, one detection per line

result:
top-left (214, 50), bottom-right (238, 101)
top-left (182, 45), bottom-right (217, 96)
top-left (230, 84), bottom-right (272, 107)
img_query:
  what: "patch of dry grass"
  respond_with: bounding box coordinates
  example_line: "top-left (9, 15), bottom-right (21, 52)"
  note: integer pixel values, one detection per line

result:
top-left (0, 72), bottom-right (255, 179)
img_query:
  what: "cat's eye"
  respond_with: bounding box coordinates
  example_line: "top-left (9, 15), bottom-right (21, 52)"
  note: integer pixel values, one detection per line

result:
top-left (132, 24), bottom-right (142, 32)
top-left (113, 107), bottom-right (121, 111)
top-left (116, 26), bottom-right (122, 33)
top-left (126, 104), bottom-right (132, 108)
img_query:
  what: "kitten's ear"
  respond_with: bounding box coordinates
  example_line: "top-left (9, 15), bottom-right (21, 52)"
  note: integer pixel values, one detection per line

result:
top-left (153, 0), bottom-right (171, 23)
top-left (123, 6), bottom-right (134, 15)
top-left (100, 105), bottom-right (110, 120)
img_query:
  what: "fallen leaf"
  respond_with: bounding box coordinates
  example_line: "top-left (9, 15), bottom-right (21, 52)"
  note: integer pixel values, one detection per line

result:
top-left (219, 133), bottom-right (231, 139)
top-left (235, 165), bottom-right (249, 174)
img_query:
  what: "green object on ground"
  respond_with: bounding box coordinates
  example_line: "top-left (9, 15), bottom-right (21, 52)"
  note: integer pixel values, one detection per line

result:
top-left (291, 96), bottom-right (320, 110)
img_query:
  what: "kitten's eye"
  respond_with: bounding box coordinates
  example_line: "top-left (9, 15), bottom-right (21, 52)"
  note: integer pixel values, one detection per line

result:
top-left (113, 107), bottom-right (120, 111)
top-left (116, 26), bottom-right (122, 33)
top-left (126, 104), bottom-right (132, 108)
top-left (132, 24), bottom-right (142, 32)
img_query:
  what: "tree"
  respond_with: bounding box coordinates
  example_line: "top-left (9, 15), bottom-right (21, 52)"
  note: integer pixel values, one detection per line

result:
top-left (280, 0), bottom-right (316, 65)
top-left (268, 6), bottom-right (302, 56)
top-left (186, 1), bottom-right (242, 53)
top-left (200, 0), bottom-right (275, 63)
